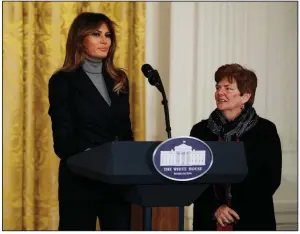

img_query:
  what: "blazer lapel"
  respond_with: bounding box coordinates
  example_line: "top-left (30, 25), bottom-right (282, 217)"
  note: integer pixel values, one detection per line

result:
top-left (71, 67), bottom-right (112, 110)
top-left (102, 69), bottom-right (118, 105)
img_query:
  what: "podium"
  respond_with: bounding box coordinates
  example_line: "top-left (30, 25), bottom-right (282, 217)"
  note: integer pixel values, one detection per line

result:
top-left (67, 141), bottom-right (248, 230)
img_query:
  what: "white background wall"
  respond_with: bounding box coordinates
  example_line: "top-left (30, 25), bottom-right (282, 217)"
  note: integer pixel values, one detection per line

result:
top-left (145, 2), bottom-right (297, 230)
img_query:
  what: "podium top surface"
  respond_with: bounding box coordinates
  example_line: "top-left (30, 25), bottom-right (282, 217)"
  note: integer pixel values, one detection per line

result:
top-left (67, 140), bottom-right (248, 185)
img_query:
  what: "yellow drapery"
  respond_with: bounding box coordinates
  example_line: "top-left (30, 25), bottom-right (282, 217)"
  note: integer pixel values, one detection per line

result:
top-left (3, 2), bottom-right (145, 230)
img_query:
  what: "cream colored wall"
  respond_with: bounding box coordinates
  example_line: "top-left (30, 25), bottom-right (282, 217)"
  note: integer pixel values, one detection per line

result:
top-left (145, 2), bottom-right (297, 230)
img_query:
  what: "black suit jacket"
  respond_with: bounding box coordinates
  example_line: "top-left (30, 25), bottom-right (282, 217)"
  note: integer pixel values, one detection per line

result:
top-left (190, 117), bottom-right (282, 231)
top-left (48, 67), bottom-right (133, 200)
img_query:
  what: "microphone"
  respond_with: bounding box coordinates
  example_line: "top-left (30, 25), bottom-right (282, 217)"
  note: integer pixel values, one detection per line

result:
top-left (141, 64), bottom-right (162, 89)
top-left (141, 64), bottom-right (172, 139)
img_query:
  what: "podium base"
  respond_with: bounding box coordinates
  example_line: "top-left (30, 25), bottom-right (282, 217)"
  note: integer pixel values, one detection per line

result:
top-left (131, 205), bottom-right (185, 231)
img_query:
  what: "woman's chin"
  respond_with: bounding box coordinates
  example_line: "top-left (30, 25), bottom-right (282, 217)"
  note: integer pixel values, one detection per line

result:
top-left (216, 104), bottom-right (227, 111)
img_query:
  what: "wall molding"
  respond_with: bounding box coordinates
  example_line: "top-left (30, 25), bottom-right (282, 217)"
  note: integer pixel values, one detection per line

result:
top-left (275, 200), bottom-right (298, 230)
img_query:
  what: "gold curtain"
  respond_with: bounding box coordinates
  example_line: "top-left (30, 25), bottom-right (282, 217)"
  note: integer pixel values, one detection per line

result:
top-left (3, 2), bottom-right (145, 230)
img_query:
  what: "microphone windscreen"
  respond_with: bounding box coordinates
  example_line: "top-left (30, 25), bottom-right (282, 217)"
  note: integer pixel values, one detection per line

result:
top-left (141, 64), bottom-right (153, 78)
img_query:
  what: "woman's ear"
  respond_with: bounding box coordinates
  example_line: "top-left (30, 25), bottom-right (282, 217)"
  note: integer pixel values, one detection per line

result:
top-left (242, 92), bottom-right (251, 104)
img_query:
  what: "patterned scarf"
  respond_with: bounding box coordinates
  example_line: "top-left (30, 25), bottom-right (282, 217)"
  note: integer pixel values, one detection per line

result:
top-left (207, 104), bottom-right (259, 141)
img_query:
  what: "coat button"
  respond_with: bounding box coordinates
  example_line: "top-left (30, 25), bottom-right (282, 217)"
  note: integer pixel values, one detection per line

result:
top-left (115, 136), bottom-right (119, 141)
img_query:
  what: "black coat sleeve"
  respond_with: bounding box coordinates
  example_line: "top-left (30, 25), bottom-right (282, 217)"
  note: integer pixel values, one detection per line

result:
top-left (124, 79), bottom-right (134, 141)
top-left (243, 121), bottom-right (282, 197)
top-left (48, 73), bottom-right (91, 159)
top-left (261, 122), bottom-right (282, 195)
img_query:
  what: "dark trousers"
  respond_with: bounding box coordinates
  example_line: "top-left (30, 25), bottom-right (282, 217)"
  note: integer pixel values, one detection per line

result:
top-left (58, 199), bottom-right (131, 231)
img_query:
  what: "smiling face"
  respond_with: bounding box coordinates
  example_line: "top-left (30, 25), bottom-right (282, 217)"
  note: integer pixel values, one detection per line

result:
top-left (83, 23), bottom-right (112, 60)
top-left (215, 77), bottom-right (251, 120)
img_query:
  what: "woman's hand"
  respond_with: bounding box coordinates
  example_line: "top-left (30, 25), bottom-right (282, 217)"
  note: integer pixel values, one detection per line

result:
top-left (214, 205), bottom-right (240, 227)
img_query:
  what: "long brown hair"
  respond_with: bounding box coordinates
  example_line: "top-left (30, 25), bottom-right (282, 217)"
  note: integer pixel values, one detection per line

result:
top-left (59, 12), bottom-right (127, 93)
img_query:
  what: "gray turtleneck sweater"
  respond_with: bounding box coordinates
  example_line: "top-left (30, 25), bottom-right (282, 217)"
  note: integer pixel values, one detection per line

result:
top-left (82, 58), bottom-right (111, 106)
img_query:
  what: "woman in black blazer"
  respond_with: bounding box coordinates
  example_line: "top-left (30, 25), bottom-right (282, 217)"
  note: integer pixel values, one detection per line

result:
top-left (48, 12), bottom-right (133, 231)
top-left (190, 64), bottom-right (282, 230)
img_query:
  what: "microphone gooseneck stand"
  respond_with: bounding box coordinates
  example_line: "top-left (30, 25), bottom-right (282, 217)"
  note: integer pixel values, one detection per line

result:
top-left (148, 70), bottom-right (172, 139)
